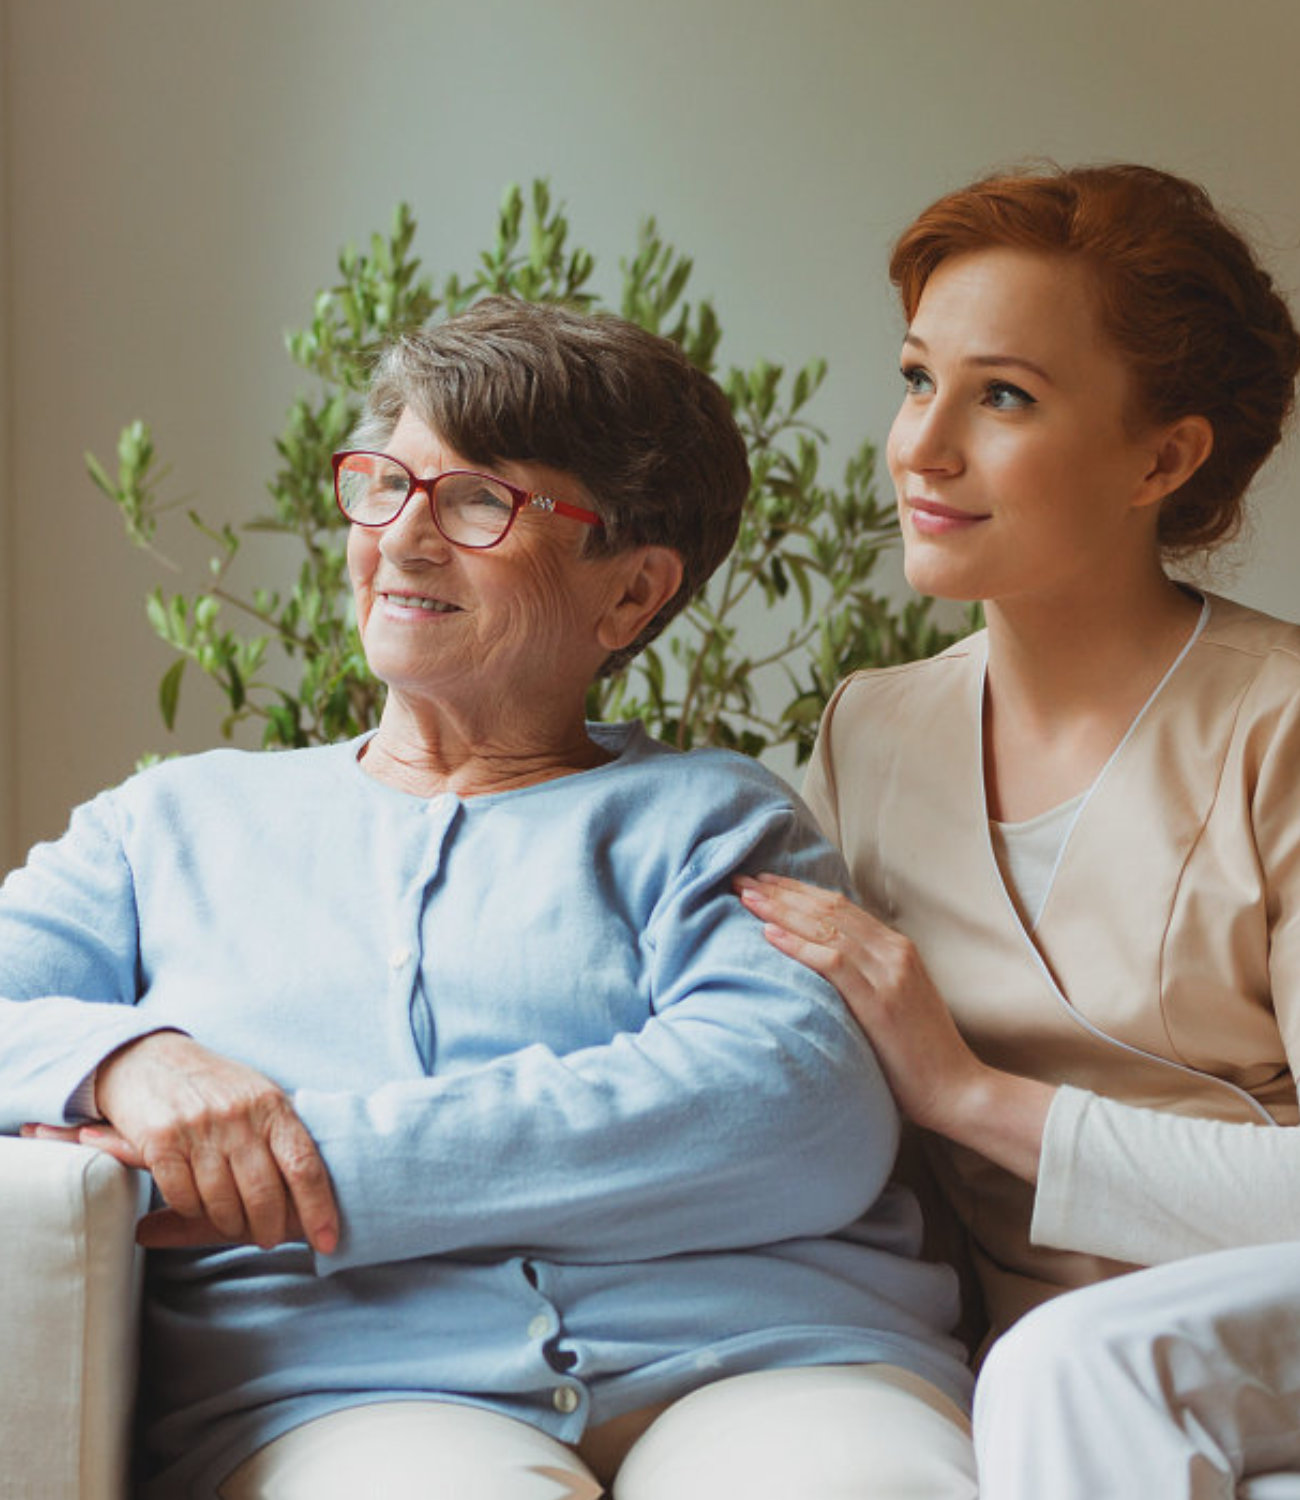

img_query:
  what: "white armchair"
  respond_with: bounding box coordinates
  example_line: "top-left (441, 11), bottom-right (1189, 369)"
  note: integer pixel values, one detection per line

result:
top-left (0, 1137), bottom-right (148, 1500)
top-left (2, 1135), bottom-right (1298, 1500)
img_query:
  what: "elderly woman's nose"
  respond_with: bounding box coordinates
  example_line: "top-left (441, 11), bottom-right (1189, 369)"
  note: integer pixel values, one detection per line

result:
top-left (378, 490), bottom-right (450, 561)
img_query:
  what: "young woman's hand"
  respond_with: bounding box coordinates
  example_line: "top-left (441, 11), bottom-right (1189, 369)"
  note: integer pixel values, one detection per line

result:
top-left (736, 873), bottom-right (1052, 1182)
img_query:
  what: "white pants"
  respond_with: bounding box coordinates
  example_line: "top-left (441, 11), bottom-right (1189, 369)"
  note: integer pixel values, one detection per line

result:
top-left (973, 1244), bottom-right (1300, 1500)
top-left (218, 1363), bottom-right (976, 1499)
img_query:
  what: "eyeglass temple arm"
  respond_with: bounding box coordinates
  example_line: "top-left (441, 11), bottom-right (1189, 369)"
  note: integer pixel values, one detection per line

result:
top-left (530, 495), bottom-right (603, 528)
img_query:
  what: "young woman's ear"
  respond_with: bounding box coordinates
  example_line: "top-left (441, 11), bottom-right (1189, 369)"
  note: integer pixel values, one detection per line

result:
top-left (1135, 415), bottom-right (1214, 508)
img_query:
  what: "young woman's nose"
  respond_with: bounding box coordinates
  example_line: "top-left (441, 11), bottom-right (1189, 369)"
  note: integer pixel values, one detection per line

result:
top-left (890, 398), bottom-right (964, 477)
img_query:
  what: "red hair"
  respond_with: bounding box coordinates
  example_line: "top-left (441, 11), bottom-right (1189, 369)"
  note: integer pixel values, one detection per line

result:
top-left (890, 164), bottom-right (1300, 554)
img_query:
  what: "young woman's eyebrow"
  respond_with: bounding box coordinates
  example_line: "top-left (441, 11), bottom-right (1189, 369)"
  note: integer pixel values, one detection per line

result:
top-left (902, 332), bottom-right (1054, 385)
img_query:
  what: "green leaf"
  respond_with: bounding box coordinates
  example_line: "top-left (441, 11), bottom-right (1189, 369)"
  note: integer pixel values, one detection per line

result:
top-left (158, 658), bottom-right (185, 731)
top-left (145, 589), bottom-right (168, 639)
top-left (84, 451), bottom-right (116, 501)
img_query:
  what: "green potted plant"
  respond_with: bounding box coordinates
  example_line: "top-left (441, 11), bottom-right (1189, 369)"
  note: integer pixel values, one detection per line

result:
top-left (87, 181), bottom-right (973, 765)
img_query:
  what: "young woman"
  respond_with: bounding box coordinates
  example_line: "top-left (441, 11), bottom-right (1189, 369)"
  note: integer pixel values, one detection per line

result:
top-left (738, 163), bottom-right (1300, 1496)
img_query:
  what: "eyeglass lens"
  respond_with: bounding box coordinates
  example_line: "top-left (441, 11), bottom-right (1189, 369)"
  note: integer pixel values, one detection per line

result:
top-left (335, 454), bottom-right (519, 548)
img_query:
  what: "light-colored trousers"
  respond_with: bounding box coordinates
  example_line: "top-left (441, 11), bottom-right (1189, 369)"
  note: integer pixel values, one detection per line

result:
top-left (974, 1243), bottom-right (1300, 1500)
top-left (218, 1363), bottom-right (976, 1500)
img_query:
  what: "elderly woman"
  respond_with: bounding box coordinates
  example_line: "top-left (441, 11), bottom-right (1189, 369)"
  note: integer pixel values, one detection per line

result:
top-left (739, 164), bottom-right (1300, 1496)
top-left (0, 298), bottom-right (972, 1499)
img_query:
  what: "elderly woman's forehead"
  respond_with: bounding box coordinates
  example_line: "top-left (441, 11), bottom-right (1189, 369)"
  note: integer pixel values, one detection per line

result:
top-left (388, 404), bottom-right (587, 493)
top-left (388, 405), bottom-right (445, 452)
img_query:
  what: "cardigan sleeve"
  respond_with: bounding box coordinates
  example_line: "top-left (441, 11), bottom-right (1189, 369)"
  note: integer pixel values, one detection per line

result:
top-left (0, 793), bottom-right (168, 1130)
top-left (296, 800), bottom-right (902, 1273)
top-left (1033, 1086), bottom-right (1300, 1263)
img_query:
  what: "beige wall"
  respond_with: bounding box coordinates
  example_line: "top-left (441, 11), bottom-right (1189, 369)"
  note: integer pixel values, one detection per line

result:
top-left (0, 4), bottom-right (13, 867)
top-left (2, 0), bottom-right (1299, 869)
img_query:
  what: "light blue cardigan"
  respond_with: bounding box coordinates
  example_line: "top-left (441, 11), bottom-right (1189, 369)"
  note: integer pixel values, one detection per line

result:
top-left (0, 723), bottom-right (969, 1496)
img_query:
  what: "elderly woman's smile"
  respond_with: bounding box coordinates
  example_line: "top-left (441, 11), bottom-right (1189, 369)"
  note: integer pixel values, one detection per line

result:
top-left (376, 590), bottom-right (461, 615)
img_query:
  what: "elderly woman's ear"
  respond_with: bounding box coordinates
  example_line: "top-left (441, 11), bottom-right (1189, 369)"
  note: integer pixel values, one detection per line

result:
top-left (595, 546), bottom-right (684, 654)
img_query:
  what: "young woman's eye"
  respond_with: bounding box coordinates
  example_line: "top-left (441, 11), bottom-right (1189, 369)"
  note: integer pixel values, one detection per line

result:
top-left (900, 364), bottom-right (934, 396)
top-left (985, 381), bottom-right (1036, 411)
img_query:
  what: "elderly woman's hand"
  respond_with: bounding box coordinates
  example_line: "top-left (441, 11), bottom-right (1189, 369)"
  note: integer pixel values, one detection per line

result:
top-left (60, 1031), bottom-right (337, 1252)
top-left (736, 873), bottom-right (1053, 1182)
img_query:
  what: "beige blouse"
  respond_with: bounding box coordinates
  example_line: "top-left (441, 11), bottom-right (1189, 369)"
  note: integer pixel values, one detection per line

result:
top-left (803, 593), bottom-right (1300, 1335)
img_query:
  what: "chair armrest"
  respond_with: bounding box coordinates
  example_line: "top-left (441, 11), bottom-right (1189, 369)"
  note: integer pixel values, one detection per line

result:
top-left (0, 1137), bottom-right (149, 1500)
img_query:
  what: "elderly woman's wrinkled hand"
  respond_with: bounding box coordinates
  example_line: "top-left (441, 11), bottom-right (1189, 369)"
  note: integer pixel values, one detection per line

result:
top-left (86, 1031), bottom-right (337, 1253)
top-left (735, 873), bottom-right (990, 1135)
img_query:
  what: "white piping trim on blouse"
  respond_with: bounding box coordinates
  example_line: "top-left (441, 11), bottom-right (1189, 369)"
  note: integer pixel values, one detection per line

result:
top-left (979, 593), bottom-right (1276, 1127)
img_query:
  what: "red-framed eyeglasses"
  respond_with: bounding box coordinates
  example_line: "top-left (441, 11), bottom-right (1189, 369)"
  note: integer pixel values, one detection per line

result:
top-left (333, 450), bottom-right (604, 551)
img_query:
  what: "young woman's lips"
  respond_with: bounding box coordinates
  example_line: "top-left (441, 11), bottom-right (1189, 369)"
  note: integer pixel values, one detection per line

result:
top-left (905, 498), bottom-right (990, 536)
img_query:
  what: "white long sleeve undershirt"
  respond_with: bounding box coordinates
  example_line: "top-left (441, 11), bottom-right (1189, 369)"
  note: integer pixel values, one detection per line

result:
top-left (1033, 1085), bottom-right (1300, 1266)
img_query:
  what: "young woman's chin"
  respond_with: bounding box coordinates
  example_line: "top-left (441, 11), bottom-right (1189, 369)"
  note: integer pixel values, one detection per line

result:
top-left (901, 547), bottom-right (983, 605)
